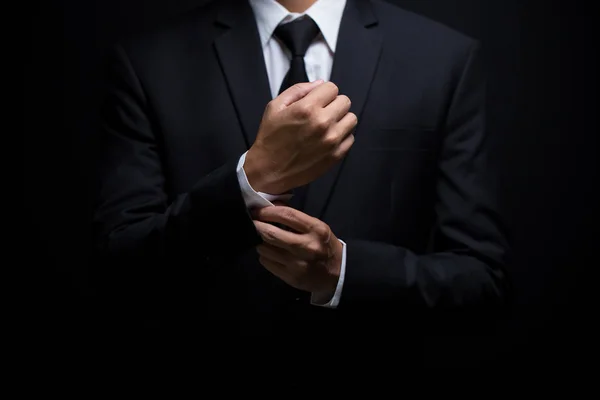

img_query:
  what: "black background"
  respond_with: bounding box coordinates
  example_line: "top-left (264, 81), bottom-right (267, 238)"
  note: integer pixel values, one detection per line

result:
top-left (26, 0), bottom-right (596, 364)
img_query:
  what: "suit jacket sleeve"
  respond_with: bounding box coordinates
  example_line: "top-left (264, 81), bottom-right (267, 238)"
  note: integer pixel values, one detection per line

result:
top-left (340, 43), bottom-right (511, 318)
top-left (92, 43), bottom-right (261, 287)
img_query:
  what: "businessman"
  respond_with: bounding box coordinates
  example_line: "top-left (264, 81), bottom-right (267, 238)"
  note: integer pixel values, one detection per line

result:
top-left (94, 0), bottom-right (510, 334)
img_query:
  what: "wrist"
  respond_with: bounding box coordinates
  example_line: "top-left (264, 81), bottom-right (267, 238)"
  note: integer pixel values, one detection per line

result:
top-left (244, 148), bottom-right (280, 194)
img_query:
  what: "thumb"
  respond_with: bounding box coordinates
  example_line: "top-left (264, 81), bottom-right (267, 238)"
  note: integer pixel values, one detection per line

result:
top-left (277, 80), bottom-right (324, 108)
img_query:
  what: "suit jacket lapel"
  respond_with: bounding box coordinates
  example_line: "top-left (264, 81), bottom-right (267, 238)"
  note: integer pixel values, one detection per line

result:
top-left (214, 0), bottom-right (272, 149)
top-left (303, 0), bottom-right (383, 219)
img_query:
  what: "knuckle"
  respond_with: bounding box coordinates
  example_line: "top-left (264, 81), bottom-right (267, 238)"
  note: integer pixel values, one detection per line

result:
top-left (316, 223), bottom-right (330, 239)
top-left (282, 208), bottom-right (297, 223)
top-left (326, 81), bottom-right (339, 95)
top-left (339, 95), bottom-right (351, 107)
top-left (347, 133), bottom-right (356, 146)
top-left (322, 134), bottom-right (338, 148)
top-left (348, 112), bottom-right (358, 125)
top-left (296, 103), bottom-right (313, 119)
top-left (312, 114), bottom-right (330, 132)
top-left (262, 227), bottom-right (276, 241)
top-left (265, 100), bottom-right (276, 114)
top-left (331, 146), bottom-right (348, 161)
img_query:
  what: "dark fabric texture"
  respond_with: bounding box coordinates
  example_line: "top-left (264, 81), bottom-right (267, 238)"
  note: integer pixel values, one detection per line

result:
top-left (92, 0), bottom-right (511, 338)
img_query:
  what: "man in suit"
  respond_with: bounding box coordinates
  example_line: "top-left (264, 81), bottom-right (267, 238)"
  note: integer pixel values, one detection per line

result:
top-left (93, 0), bottom-right (510, 335)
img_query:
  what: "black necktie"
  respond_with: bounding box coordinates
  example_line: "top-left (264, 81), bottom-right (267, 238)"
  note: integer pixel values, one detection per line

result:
top-left (274, 16), bottom-right (321, 211)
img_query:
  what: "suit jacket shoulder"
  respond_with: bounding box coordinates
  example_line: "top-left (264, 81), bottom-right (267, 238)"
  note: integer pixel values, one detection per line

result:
top-left (371, 0), bottom-right (478, 72)
top-left (372, 0), bottom-right (477, 47)
top-left (366, 0), bottom-right (481, 116)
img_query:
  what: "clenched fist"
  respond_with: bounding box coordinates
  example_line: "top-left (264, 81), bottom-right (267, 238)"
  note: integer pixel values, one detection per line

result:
top-left (244, 80), bottom-right (357, 194)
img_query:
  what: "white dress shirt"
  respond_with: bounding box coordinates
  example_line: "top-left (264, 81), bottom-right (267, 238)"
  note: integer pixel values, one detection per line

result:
top-left (235, 0), bottom-right (348, 308)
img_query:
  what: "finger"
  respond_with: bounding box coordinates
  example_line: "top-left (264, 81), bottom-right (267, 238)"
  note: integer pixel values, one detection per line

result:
top-left (249, 202), bottom-right (287, 221)
top-left (258, 256), bottom-right (291, 281)
top-left (319, 111), bottom-right (356, 159)
top-left (254, 206), bottom-right (316, 234)
top-left (328, 110), bottom-right (357, 142)
top-left (276, 80), bottom-right (324, 108)
top-left (257, 243), bottom-right (294, 266)
top-left (335, 111), bottom-right (358, 138)
top-left (332, 131), bottom-right (355, 161)
top-left (298, 81), bottom-right (339, 109)
top-left (258, 243), bottom-right (311, 268)
top-left (323, 95), bottom-right (352, 122)
top-left (254, 220), bottom-right (306, 251)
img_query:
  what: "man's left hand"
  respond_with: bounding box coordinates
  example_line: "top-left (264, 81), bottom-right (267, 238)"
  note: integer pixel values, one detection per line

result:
top-left (251, 205), bottom-right (343, 297)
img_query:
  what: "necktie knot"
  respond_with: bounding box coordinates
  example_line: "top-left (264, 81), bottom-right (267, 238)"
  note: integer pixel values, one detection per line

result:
top-left (274, 16), bottom-right (321, 57)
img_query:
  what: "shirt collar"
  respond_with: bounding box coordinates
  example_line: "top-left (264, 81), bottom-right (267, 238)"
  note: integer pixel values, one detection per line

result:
top-left (248, 0), bottom-right (347, 52)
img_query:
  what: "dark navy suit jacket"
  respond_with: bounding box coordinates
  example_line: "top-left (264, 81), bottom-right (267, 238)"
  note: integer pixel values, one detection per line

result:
top-left (93, 0), bottom-right (511, 337)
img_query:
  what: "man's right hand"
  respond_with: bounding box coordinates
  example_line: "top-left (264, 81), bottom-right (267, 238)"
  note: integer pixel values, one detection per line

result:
top-left (244, 81), bottom-right (357, 194)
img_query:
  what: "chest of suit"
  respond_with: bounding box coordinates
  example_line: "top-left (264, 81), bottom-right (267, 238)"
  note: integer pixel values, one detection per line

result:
top-left (131, 2), bottom-right (454, 251)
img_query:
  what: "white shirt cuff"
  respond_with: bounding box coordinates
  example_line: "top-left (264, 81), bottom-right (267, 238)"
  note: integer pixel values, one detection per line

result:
top-left (236, 152), bottom-right (292, 208)
top-left (310, 239), bottom-right (346, 309)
